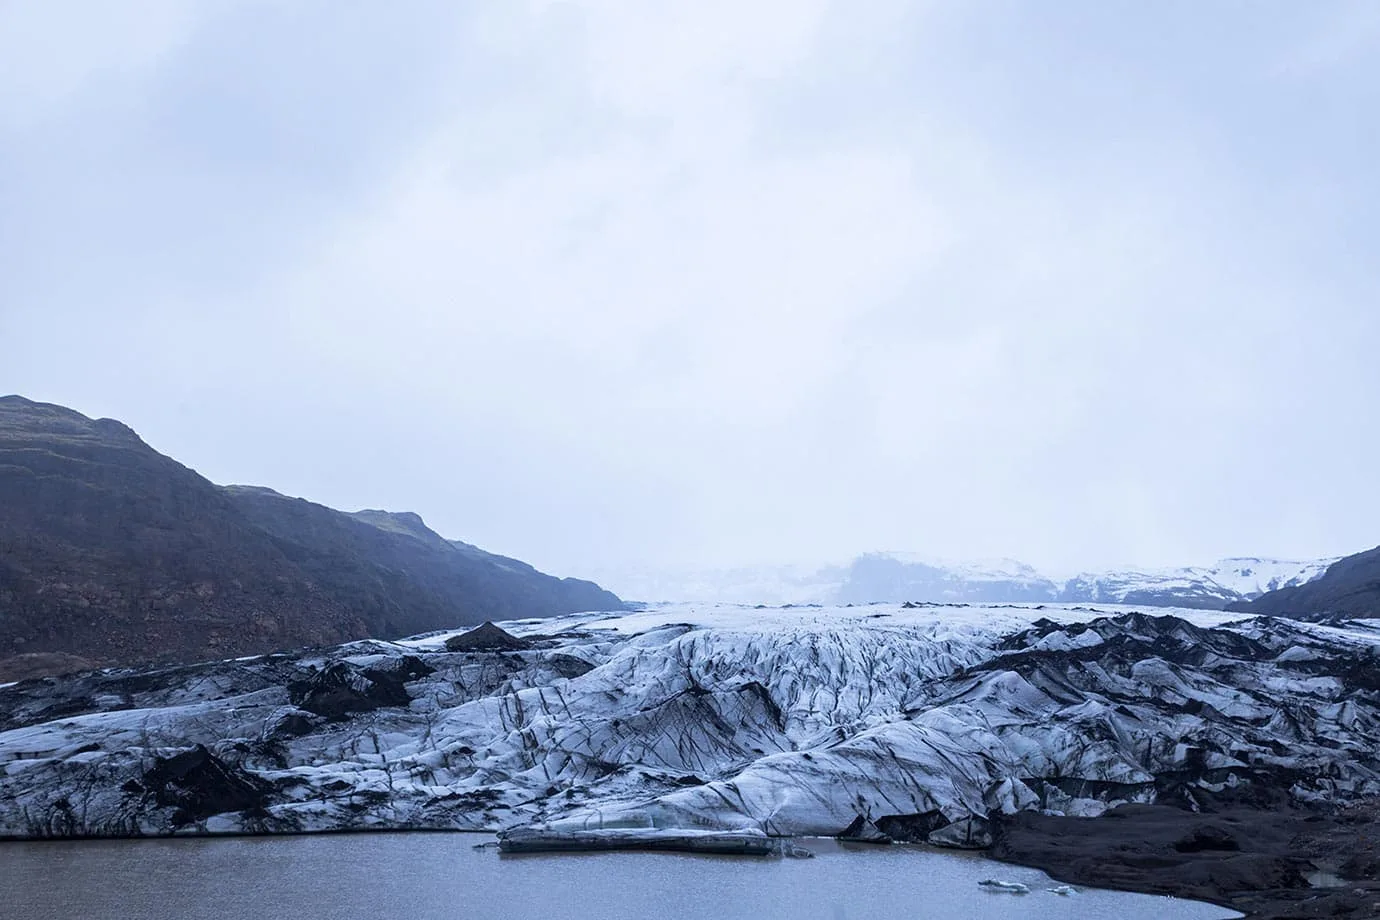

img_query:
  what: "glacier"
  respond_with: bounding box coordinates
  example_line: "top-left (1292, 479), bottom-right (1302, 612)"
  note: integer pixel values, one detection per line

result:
top-left (2, 602), bottom-right (1378, 842)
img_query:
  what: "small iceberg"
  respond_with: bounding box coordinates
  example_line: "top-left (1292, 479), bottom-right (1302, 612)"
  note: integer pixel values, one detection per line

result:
top-left (497, 826), bottom-right (780, 856)
top-left (978, 879), bottom-right (1031, 894)
top-left (1046, 884), bottom-right (1077, 895)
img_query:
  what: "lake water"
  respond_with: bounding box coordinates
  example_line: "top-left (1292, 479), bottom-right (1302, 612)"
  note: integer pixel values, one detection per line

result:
top-left (1, 833), bottom-right (1239, 920)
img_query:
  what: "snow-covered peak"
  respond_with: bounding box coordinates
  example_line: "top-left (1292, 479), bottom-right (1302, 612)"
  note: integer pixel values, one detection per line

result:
top-left (1062, 557), bottom-right (1341, 608)
top-left (1202, 556), bottom-right (1338, 597)
top-left (592, 553), bottom-right (1338, 610)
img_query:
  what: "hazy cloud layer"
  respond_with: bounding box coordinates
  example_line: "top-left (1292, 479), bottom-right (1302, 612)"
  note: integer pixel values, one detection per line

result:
top-left (4, 1), bottom-right (1378, 575)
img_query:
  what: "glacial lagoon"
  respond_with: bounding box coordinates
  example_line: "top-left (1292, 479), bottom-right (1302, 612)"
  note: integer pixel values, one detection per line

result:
top-left (2, 833), bottom-right (1239, 920)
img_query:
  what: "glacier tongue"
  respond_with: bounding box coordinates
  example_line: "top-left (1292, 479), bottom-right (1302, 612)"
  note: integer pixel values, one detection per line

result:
top-left (2, 603), bottom-right (1378, 841)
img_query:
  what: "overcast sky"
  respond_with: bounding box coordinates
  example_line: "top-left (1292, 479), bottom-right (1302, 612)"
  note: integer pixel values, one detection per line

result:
top-left (4, 1), bottom-right (1378, 577)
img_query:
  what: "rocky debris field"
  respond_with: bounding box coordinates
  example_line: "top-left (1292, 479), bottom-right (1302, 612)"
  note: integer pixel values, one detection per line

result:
top-left (992, 798), bottom-right (1380, 919)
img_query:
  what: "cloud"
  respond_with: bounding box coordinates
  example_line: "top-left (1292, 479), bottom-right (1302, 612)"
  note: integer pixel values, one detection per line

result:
top-left (4, 0), bottom-right (1379, 575)
top-left (0, 0), bottom-right (200, 129)
top-left (1281, 0), bottom-right (1380, 73)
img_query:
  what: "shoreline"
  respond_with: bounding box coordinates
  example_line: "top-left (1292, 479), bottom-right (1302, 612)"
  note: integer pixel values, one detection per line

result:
top-left (987, 799), bottom-right (1380, 919)
top-left (2, 826), bottom-right (1247, 920)
top-left (12, 810), bottom-right (1361, 917)
top-left (0, 809), bottom-right (1309, 917)
top-left (6, 791), bottom-right (1379, 918)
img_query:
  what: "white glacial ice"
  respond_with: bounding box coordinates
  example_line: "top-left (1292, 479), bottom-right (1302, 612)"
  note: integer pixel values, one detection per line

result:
top-left (1, 602), bottom-right (1377, 841)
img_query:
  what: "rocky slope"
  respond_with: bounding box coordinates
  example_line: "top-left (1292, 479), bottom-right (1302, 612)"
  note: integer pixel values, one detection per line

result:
top-left (3, 602), bottom-right (1377, 847)
top-left (1231, 545), bottom-right (1380, 620)
top-left (0, 396), bottom-right (621, 679)
top-left (991, 800), bottom-right (1380, 919)
top-left (595, 554), bottom-right (1335, 609)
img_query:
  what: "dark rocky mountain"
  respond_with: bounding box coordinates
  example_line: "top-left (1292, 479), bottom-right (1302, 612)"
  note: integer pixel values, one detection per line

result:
top-left (0, 396), bottom-right (622, 680)
top-left (1229, 544), bottom-right (1380, 620)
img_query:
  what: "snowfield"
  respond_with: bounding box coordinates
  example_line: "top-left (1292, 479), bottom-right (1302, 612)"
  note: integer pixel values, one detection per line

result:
top-left (2, 602), bottom-right (1378, 843)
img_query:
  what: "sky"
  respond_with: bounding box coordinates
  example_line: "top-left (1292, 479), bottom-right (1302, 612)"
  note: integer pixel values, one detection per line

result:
top-left (3, 1), bottom-right (1379, 578)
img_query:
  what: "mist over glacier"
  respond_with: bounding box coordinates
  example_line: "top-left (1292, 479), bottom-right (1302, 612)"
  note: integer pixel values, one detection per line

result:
top-left (589, 554), bottom-right (1337, 609)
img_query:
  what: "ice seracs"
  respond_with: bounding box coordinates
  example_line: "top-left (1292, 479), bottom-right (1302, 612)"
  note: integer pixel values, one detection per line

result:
top-left (1, 602), bottom-right (1377, 841)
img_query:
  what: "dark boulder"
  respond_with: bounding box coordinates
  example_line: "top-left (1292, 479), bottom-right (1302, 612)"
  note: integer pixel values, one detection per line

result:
top-left (1174, 824), bottom-right (1242, 853)
top-left (287, 662), bottom-right (414, 720)
top-left (838, 815), bottom-right (891, 842)
top-left (270, 710), bottom-right (320, 738)
top-left (445, 622), bottom-right (532, 652)
top-left (548, 654), bottom-right (595, 678)
top-left (874, 810), bottom-right (951, 842)
top-left (140, 745), bottom-right (273, 826)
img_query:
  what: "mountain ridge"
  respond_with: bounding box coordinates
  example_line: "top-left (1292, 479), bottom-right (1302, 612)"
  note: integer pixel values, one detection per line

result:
top-left (1229, 544), bottom-right (1380, 619)
top-left (0, 395), bottom-right (622, 680)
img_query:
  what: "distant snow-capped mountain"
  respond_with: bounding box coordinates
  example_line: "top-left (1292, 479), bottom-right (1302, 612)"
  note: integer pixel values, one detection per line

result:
top-left (592, 554), bottom-right (1337, 610)
top-left (1060, 557), bottom-right (1336, 610)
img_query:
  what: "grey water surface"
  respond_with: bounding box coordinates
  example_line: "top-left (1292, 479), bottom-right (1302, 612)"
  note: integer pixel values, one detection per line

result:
top-left (1, 834), bottom-right (1239, 920)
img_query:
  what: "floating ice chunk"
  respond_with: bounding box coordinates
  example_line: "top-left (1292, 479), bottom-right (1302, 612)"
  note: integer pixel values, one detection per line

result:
top-left (978, 879), bottom-right (1031, 894)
